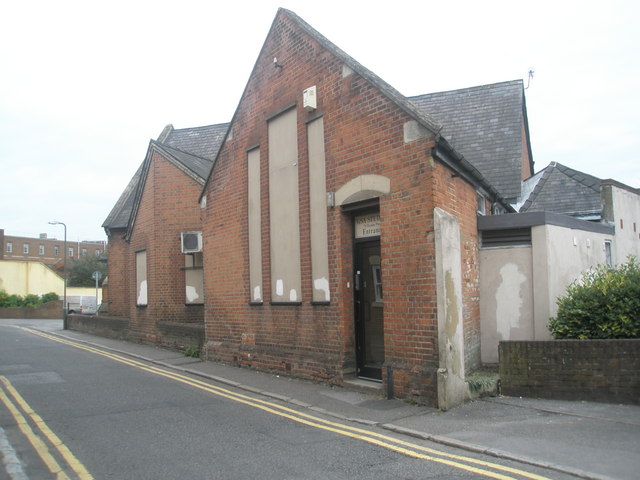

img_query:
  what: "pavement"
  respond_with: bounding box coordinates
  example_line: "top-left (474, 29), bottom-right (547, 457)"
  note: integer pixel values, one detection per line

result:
top-left (6, 319), bottom-right (640, 480)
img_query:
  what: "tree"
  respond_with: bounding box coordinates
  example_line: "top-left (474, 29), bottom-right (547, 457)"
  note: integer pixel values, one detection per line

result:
top-left (67, 254), bottom-right (108, 287)
top-left (548, 257), bottom-right (640, 339)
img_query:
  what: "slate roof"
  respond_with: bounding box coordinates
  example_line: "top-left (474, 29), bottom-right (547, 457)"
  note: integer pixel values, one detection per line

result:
top-left (409, 80), bottom-right (532, 202)
top-left (158, 124), bottom-right (228, 161)
top-left (519, 162), bottom-right (603, 218)
top-left (101, 163), bottom-right (144, 230)
top-left (102, 123), bottom-right (229, 232)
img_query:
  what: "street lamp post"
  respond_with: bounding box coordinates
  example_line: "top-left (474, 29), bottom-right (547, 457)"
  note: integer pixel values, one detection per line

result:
top-left (49, 221), bottom-right (67, 329)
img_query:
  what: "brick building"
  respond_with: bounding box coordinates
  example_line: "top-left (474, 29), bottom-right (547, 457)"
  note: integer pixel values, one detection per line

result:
top-left (98, 9), bottom-right (535, 408)
top-left (102, 123), bottom-right (228, 343)
top-left (198, 9), bottom-right (526, 408)
top-left (1, 228), bottom-right (105, 274)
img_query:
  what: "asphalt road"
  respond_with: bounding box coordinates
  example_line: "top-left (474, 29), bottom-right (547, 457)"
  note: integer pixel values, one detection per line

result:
top-left (0, 322), bottom-right (576, 480)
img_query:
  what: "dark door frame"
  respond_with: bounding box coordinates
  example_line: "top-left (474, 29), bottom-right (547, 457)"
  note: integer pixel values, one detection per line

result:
top-left (353, 237), bottom-right (383, 380)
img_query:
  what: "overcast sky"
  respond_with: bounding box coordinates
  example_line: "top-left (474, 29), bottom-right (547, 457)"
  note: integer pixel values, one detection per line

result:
top-left (2, 0), bottom-right (638, 242)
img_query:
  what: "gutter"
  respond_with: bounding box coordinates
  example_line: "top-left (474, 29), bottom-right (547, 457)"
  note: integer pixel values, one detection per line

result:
top-left (433, 138), bottom-right (514, 213)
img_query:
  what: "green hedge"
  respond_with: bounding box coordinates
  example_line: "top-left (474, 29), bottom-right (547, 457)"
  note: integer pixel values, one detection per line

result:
top-left (548, 257), bottom-right (640, 339)
top-left (0, 290), bottom-right (59, 308)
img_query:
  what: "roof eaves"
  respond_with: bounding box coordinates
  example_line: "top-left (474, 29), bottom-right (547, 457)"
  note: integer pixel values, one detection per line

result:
top-left (124, 140), bottom-right (155, 241)
top-left (150, 141), bottom-right (211, 185)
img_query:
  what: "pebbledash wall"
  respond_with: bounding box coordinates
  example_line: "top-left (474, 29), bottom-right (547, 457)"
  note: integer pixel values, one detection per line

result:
top-left (499, 340), bottom-right (640, 405)
top-left (199, 10), bottom-right (501, 407)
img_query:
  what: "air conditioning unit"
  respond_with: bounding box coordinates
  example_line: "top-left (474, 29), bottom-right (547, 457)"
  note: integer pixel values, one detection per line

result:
top-left (181, 231), bottom-right (203, 253)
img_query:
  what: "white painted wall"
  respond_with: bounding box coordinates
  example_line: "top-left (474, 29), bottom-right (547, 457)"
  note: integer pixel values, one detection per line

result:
top-left (480, 223), bottom-right (612, 363)
top-left (480, 247), bottom-right (533, 363)
top-left (610, 185), bottom-right (640, 263)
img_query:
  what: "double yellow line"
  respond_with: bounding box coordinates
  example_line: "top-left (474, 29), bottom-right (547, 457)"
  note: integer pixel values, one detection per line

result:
top-left (0, 374), bottom-right (93, 479)
top-left (10, 327), bottom-right (552, 480)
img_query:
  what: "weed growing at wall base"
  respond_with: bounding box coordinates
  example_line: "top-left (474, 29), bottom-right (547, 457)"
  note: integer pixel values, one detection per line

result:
top-left (549, 257), bottom-right (640, 339)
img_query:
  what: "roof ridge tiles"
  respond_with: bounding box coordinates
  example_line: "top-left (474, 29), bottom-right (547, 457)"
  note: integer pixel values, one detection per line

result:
top-left (166, 122), bottom-right (230, 135)
top-left (409, 79), bottom-right (524, 101)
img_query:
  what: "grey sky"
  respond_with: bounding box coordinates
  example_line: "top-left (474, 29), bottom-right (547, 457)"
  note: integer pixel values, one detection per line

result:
top-left (2, 0), bottom-right (638, 242)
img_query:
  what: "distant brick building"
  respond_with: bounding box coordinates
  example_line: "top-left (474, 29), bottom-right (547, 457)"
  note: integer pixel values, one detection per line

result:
top-left (198, 9), bottom-right (524, 408)
top-left (1, 228), bottom-right (105, 274)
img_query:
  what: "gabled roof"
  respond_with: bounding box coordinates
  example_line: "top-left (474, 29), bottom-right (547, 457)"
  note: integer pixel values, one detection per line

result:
top-left (519, 162), bottom-right (603, 218)
top-left (409, 80), bottom-right (532, 201)
top-left (151, 141), bottom-right (215, 182)
top-left (102, 163), bottom-right (144, 230)
top-left (103, 123), bottom-right (229, 234)
top-left (201, 8), bottom-right (512, 211)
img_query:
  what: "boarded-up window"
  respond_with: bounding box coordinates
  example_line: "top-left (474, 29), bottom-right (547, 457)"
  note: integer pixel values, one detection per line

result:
top-left (136, 250), bottom-right (147, 306)
top-left (268, 108), bottom-right (301, 303)
top-left (308, 117), bottom-right (330, 303)
top-left (248, 147), bottom-right (263, 303)
top-left (185, 252), bottom-right (204, 304)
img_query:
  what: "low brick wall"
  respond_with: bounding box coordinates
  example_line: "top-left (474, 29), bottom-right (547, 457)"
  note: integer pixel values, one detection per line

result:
top-left (67, 315), bottom-right (204, 353)
top-left (499, 340), bottom-right (640, 405)
top-left (0, 300), bottom-right (62, 319)
top-left (67, 315), bottom-right (130, 340)
top-left (157, 321), bottom-right (204, 351)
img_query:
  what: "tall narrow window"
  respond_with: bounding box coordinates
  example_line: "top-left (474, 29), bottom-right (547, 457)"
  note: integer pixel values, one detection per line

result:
top-left (372, 264), bottom-right (383, 303)
top-left (477, 193), bottom-right (486, 215)
top-left (136, 250), bottom-right (148, 306)
top-left (69, 247), bottom-right (74, 258)
top-left (247, 147), bottom-right (263, 303)
top-left (6, 242), bottom-right (12, 253)
top-left (23, 243), bottom-right (29, 254)
top-left (39, 245), bottom-right (45, 255)
top-left (308, 117), bottom-right (330, 303)
top-left (604, 241), bottom-right (613, 268)
top-left (185, 252), bottom-right (204, 304)
top-left (268, 107), bottom-right (301, 303)
top-left (54, 245), bottom-right (59, 257)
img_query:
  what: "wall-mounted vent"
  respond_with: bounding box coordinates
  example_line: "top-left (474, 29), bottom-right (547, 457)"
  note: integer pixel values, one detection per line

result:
top-left (481, 228), bottom-right (532, 248)
top-left (181, 231), bottom-right (203, 253)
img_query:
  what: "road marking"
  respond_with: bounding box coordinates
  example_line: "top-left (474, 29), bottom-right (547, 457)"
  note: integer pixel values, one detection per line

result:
top-left (0, 379), bottom-right (71, 479)
top-left (0, 375), bottom-right (93, 480)
top-left (0, 425), bottom-right (29, 480)
top-left (15, 327), bottom-right (553, 480)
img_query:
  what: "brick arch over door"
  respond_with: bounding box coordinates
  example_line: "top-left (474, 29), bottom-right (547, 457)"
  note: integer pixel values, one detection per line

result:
top-left (335, 174), bottom-right (391, 206)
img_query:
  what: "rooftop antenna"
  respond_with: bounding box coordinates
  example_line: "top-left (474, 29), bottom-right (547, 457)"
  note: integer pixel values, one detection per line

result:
top-left (525, 68), bottom-right (535, 89)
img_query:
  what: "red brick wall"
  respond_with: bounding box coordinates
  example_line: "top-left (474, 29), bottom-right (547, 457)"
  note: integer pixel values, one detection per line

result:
top-left (104, 231), bottom-right (129, 318)
top-left (106, 151), bottom-right (205, 342)
top-left (201, 12), bottom-right (482, 404)
top-left (500, 340), bottom-right (640, 404)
